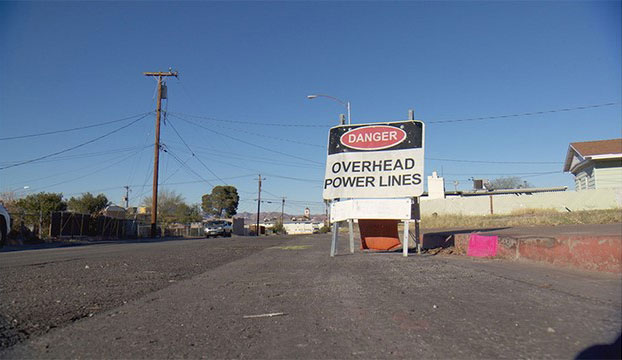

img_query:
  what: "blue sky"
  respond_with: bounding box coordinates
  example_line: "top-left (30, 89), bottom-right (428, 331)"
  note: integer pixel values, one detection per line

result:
top-left (1, 1), bottom-right (620, 215)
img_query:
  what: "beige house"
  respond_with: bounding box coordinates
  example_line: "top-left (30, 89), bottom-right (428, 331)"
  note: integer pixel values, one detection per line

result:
top-left (103, 205), bottom-right (127, 219)
top-left (563, 138), bottom-right (622, 190)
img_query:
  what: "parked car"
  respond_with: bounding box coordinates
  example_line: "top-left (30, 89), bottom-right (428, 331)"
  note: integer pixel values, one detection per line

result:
top-left (204, 220), bottom-right (232, 238)
top-left (0, 204), bottom-right (10, 247)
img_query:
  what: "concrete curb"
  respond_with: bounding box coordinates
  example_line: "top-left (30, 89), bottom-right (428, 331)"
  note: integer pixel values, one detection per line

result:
top-left (422, 225), bottom-right (622, 273)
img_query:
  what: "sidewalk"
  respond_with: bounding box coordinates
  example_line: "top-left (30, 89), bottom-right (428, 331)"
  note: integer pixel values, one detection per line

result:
top-left (422, 223), bottom-right (622, 273)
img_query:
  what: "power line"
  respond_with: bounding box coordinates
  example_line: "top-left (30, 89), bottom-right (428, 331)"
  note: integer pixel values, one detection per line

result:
top-left (0, 112), bottom-right (152, 141)
top-left (171, 102), bottom-right (619, 128)
top-left (171, 114), bottom-right (323, 165)
top-left (442, 171), bottom-right (561, 176)
top-left (0, 144), bottom-right (152, 167)
top-left (160, 153), bottom-right (191, 185)
top-left (2, 145), bottom-right (152, 186)
top-left (262, 189), bottom-right (281, 199)
top-left (133, 158), bottom-right (154, 207)
top-left (26, 148), bottom-right (147, 193)
top-left (163, 141), bottom-right (323, 169)
top-left (262, 173), bottom-right (321, 184)
top-left (166, 140), bottom-right (559, 167)
top-left (62, 174), bottom-right (257, 198)
top-left (163, 145), bottom-right (291, 178)
top-left (161, 146), bottom-right (216, 187)
top-left (171, 112), bottom-right (331, 128)
top-left (166, 118), bottom-right (228, 184)
top-left (202, 123), bottom-right (324, 148)
top-left (428, 102), bottom-right (620, 124)
top-left (261, 196), bottom-right (324, 204)
top-left (127, 128), bottom-right (154, 186)
top-left (160, 174), bottom-right (256, 186)
top-left (0, 143), bottom-right (149, 166)
top-left (0, 114), bottom-right (151, 170)
top-left (426, 157), bottom-right (562, 165)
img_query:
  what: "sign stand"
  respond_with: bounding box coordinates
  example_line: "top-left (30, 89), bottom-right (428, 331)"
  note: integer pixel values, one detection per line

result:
top-left (329, 206), bottom-right (419, 257)
top-left (348, 219), bottom-right (355, 253)
top-left (415, 198), bottom-right (422, 254)
top-left (330, 221), bottom-right (338, 257)
top-left (407, 111), bottom-right (422, 255)
top-left (402, 219), bottom-right (410, 256)
top-left (329, 198), bottom-right (417, 256)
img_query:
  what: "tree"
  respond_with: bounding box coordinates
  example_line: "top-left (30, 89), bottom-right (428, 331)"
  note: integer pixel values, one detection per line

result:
top-left (489, 177), bottom-right (533, 190)
top-left (15, 192), bottom-right (67, 237)
top-left (142, 189), bottom-right (198, 225)
top-left (202, 186), bottom-right (239, 218)
top-left (272, 220), bottom-right (286, 234)
top-left (67, 193), bottom-right (109, 215)
top-left (174, 203), bottom-right (203, 224)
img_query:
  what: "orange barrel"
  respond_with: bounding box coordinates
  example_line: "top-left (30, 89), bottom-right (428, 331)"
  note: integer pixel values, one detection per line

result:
top-left (358, 219), bottom-right (402, 251)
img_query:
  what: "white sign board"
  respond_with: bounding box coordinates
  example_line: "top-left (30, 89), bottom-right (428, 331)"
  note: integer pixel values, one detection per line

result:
top-left (330, 198), bottom-right (413, 222)
top-left (323, 120), bottom-right (425, 200)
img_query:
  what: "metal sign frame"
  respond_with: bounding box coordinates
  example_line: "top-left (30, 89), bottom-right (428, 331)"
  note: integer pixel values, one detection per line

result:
top-left (323, 120), bottom-right (425, 200)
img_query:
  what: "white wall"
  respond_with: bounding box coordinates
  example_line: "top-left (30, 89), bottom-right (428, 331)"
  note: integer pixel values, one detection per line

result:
top-left (283, 222), bottom-right (321, 234)
top-left (421, 188), bottom-right (622, 216)
top-left (427, 171), bottom-right (446, 199)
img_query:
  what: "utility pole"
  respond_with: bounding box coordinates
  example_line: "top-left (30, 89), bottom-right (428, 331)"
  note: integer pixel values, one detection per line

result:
top-left (256, 174), bottom-right (263, 236)
top-left (144, 70), bottom-right (178, 238)
top-left (281, 197), bottom-right (285, 224)
top-left (123, 186), bottom-right (131, 209)
top-left (38, 203), bottom-right (43, 240)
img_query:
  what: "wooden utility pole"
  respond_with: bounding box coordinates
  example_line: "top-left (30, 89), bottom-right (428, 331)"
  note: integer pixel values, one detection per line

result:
top-left (281, 197), bottom-right (285, 224)
top-left (144, 70), bottom-right (178, 238)
top-left (256, 175), bottom-right (263, 236)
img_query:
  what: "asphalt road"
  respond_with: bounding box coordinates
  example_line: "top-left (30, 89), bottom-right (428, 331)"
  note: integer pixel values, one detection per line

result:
top-left (1, 234), bottom-right (621, 359)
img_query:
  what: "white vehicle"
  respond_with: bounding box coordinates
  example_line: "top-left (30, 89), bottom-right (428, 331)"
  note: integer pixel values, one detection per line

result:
top-left (0, 204), bottom-right (10, 247)
top-left (204, 220), bottom-right (232, 238)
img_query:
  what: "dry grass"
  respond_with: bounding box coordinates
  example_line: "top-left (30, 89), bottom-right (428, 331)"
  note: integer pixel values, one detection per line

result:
top-left (420, 208), bottom-right (622, 230)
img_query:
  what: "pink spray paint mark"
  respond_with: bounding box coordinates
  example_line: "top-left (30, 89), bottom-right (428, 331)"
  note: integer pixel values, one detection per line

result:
top-left (467, 234), bottom-right (498, 257)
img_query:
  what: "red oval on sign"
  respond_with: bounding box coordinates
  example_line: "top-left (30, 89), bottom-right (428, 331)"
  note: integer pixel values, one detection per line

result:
top-left (340, 125), bottom-right (407, 150)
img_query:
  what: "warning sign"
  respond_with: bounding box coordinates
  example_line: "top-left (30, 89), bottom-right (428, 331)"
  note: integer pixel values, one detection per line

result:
top-left (323, 120), bottom-right (424, 200)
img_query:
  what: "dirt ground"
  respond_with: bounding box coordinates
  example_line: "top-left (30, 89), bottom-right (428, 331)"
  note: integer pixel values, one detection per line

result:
top-left (0, 236), bottom-right (289, 349)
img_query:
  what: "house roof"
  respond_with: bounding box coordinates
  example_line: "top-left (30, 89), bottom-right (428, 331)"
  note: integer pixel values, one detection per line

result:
top-left (570, 139), bottom-right (622, 157)
top-left (563, 138), bottom-right (622, 172)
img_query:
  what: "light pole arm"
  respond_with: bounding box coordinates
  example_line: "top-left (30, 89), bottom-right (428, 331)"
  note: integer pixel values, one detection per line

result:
top-left (309, 94), bottom-right (347, 106)
top-left (307, 94), bottom-right (351, 124)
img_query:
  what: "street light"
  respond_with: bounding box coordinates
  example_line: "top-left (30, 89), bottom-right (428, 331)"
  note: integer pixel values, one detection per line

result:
top-left (307, 94), bottom-right (351, 125)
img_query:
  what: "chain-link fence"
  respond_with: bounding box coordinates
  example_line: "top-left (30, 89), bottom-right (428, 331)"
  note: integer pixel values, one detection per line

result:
top-left (165, 224), bottom-right (204, 237)
top-left (6, 210), bottom-right (204, 243)
top-left (7, 211), bottom-right (46, 243)
top-left (49, 212), bottom-right (145, 239)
